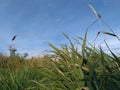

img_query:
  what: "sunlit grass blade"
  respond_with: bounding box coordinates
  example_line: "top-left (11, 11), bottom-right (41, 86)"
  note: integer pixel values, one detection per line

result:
top-left (82, 31), bottom-right (87, 56)
top-left (101, 30), bottom-right (116, 37)
top-left (101, 19), bottom-right (120, 41)
top-left (88, 4), bottom-right (101, 19)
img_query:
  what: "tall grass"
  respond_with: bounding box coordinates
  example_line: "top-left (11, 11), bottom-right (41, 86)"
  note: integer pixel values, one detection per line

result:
top-left (0, 4), bottom-right (120, 90)
top-left (0, 32), bottom-right (120, 90)
top-left (0, 55), bottom-right (52, 90)
top-left (47, 33), bottom-right (120, 90)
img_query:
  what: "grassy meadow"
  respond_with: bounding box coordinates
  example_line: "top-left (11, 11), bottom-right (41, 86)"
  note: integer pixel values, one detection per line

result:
top-left (0, 4), bottom-right (120, 90)
top-left (0, 32), bottom-right (120, 90)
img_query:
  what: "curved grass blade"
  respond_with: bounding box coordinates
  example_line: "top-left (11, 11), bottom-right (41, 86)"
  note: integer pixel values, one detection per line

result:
top-left (101, 19), bottom-right (120, 41)
top-left (104, 40), bottom-right (120, 67)
top-left (88, 4), bottom-right (101, 19)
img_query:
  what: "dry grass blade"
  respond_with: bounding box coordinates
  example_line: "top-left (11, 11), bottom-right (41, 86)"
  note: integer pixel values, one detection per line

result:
top-left (81, 66), bottom-right (89, 72)
top-left (101, 30), bottom-right (116, 36)
top-left (101, 19), bottom-right (120, 41)
top-left (88, 4), bottom-right (101, 18)
top-left (81, 87), bottom-right (89, 90)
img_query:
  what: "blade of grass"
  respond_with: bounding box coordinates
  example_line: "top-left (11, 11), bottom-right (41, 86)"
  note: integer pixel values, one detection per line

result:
top-left (88, 4), bottom-right (101, 19)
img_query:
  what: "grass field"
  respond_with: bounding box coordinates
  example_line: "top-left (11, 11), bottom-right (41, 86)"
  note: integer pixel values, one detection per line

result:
top-left (0, 32), bottom-right (120, 90)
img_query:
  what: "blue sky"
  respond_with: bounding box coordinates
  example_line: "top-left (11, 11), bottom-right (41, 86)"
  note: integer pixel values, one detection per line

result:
top-left (0, 0), bottom-right (120, 56)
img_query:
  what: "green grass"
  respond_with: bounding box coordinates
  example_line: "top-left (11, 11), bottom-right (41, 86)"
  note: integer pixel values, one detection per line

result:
top-left (0, 55), bottom-right (52, 90)
top-left (48, 33), bottom-right (120, 90)
top-left (0, 32), bottom-right (120, 90)
top-left (0, 4), bottom-right (120, 90)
